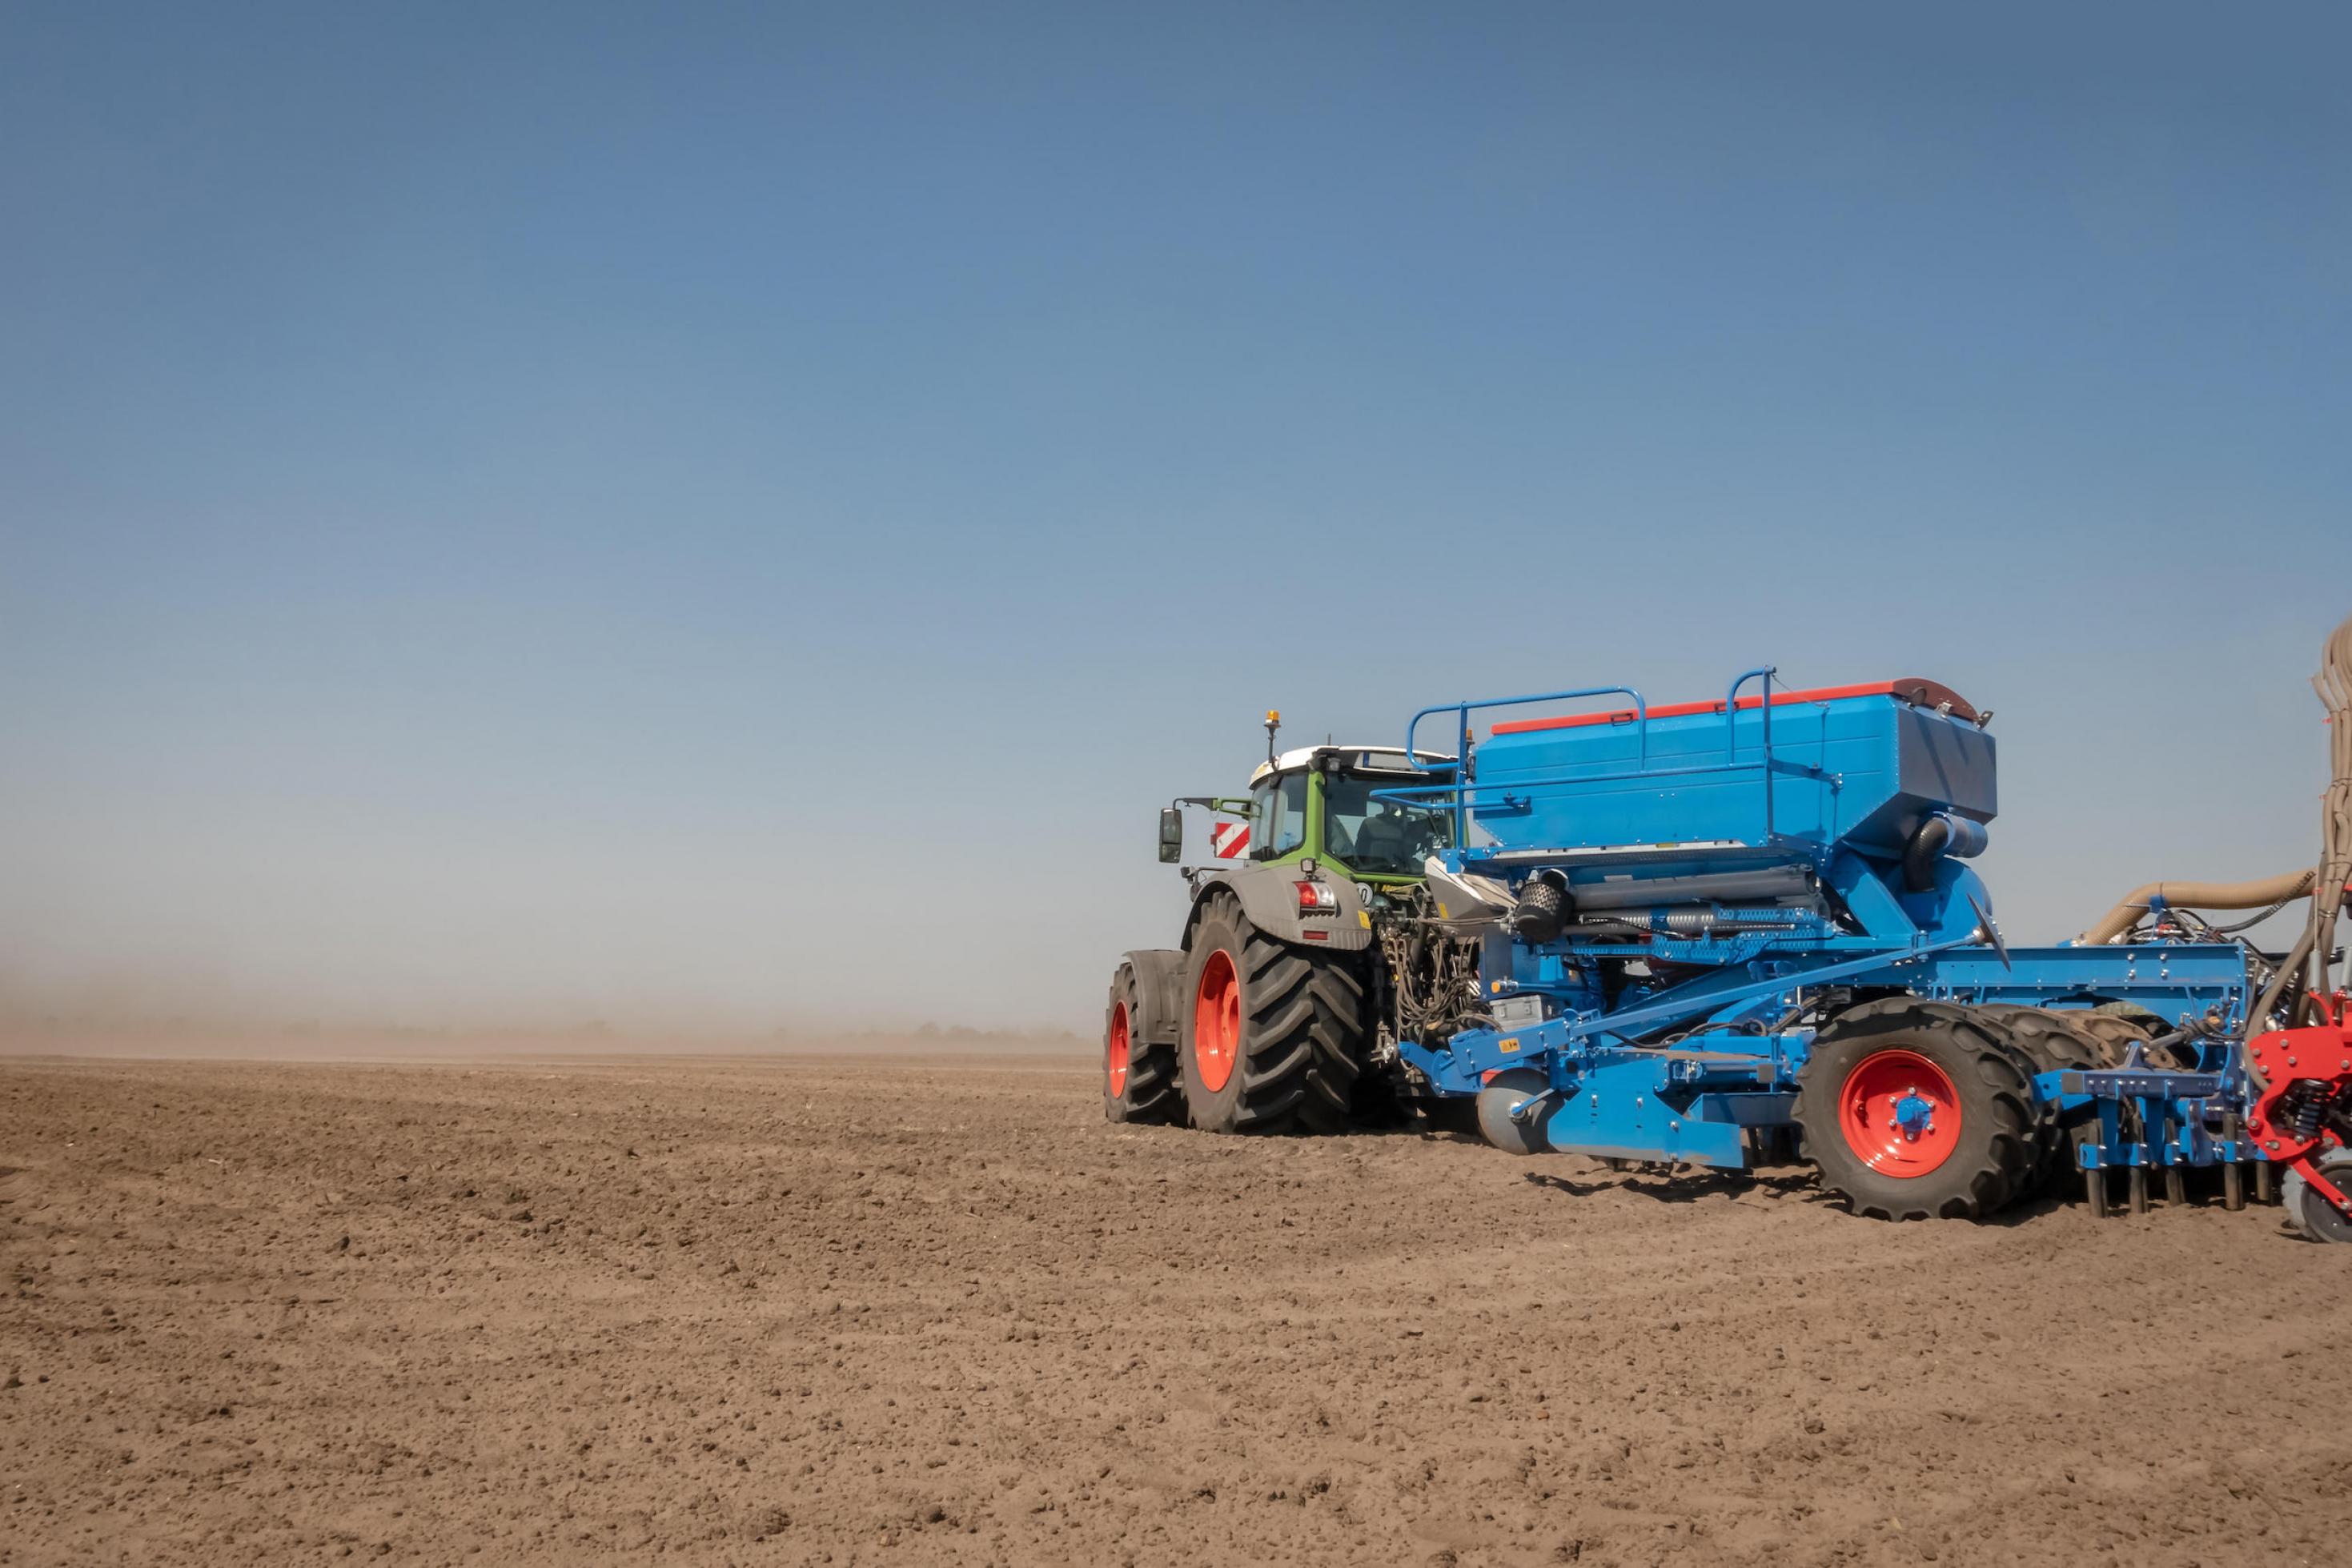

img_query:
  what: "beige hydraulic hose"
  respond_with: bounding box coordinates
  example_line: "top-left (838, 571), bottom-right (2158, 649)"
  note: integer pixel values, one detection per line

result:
top-left (2312, 612), bottom-right (2352, 993)
top-left (2080, 869), bottom-right (2319, 947)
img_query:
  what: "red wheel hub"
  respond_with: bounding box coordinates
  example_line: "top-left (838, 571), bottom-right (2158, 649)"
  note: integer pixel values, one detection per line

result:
top-left (1838, 1049), bottom-right (1963, 1177)
top-left (1192, 950), bottom-right (1239, 1093)
top-left (1106, 1001), bottom-right (1130, 1097)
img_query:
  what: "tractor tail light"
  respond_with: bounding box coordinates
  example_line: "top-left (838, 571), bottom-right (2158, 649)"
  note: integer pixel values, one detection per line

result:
top-left (1295, 881), bottom-right (1338, 912)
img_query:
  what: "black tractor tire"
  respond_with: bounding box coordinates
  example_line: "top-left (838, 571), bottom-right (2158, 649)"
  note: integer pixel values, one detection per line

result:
top-left (1796, 1000), bottom-right (2039, 1221)
top-left (1178, 894), bottom-right (1367, 1135)
top-left (1973, 1005), bottom-right (2102, 1194)
top-left (2071, 1009), bottom-right (2182, 1068)
top-left (1103, 960), bottom-right (1180, 1125)
top-left (1475, 1068), bottom-right (1553, 1155)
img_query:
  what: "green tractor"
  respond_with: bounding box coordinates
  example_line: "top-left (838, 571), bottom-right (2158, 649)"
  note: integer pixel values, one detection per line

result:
top-left (1102, 712), bottom-right (1486, 1134)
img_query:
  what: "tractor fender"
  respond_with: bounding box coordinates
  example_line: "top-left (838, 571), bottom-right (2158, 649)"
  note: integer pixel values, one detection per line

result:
top-left (1184, 864), bottom-right (1376, 954)
top-left (1119, 949), bottom-right (1186, 1047)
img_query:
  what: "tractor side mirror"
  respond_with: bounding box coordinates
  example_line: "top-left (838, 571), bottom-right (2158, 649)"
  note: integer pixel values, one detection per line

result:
top-left (1157, 807), bottom-right (1185, 864)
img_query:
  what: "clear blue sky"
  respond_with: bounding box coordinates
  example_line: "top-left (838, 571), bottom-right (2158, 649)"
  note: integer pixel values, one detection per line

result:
top-left (2, 3), bottom-right (2346, 1034)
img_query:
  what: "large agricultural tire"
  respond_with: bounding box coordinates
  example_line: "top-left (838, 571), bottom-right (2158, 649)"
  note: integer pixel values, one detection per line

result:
top-left (1103, 961), bottom-right (1180, 1125)
top-left (1796, 1001), bottom-right (2040, 1221)
top-left (1974, 1005), bottom-right (2103, 1195)
top-left (1178, 894), bottom-right (1366, 1135)
top-left (1475, 1068), bottom-right (1553, 1155)
top-left (2071, 1009), bottom-right (2183, 1069)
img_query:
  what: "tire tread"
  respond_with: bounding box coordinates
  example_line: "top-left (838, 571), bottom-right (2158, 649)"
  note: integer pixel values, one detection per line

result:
top-left (1180, 896), bottom-right (1368, 1135)
top-left (1796, 999), bottom-right (2038, 1221)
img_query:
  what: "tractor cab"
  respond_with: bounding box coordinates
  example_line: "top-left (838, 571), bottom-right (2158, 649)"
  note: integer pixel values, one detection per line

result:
top-left (1157, 710), bottom-right (1456, 881)
top-left (1236, 745), bottom-right (1457, 882)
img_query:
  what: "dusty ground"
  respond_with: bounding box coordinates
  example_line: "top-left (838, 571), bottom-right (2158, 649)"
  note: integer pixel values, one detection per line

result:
top-left (2, 1053), bottom-right (2347, 1568)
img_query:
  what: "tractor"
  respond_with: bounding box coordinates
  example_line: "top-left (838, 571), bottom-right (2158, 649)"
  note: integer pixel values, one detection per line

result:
top-left (1102, 712), bottom-right (1480, 1134)
top-left (1104, 618), bottom-right (2352, 1243)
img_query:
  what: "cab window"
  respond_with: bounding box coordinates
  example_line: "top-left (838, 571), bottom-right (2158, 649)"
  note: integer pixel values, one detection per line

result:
top-left (1322, 772), bottom-right (1454, 875)
top-left (1250, 772), bottom-right (1309, 860)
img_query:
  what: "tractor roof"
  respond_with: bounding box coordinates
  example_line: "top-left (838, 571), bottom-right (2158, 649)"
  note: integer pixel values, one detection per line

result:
top-left (1248, 745), bottom-right (1455, 788)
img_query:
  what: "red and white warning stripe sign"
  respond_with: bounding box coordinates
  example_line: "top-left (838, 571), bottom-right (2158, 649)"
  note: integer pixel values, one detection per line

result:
top-left (1210, 820), bottom-right (1251, 859)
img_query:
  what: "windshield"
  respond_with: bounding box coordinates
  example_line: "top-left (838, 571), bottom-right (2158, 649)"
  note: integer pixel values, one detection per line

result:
top-left (1321, 773), bottom-right (1452, 875)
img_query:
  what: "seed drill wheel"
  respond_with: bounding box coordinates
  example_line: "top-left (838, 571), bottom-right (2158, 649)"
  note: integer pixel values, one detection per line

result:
top-left (1178, 893), bottom-right (1364, 1134)
top-left (2284, 1149), bottom-right (2352, 1244)
top-left (1102, 961), bottom-right (1178, 1124)
top-left (2069, 1009), bottom-right (2186, 1068)
top-left (1973, 1005), bottom-right (2104, 1196)
top-left (1796, 1001), bottom-right (2038, 1221)
top-left (1475, 1068), bottom-right (1552, 1155)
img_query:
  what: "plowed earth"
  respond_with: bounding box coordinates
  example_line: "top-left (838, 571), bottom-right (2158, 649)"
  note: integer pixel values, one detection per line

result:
top-left (3, 1054), bottom-right (2347, 1567)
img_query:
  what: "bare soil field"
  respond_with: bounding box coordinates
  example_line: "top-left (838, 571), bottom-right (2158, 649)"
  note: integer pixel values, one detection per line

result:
top-left (3, 1053), bottom-right (2347, 1568)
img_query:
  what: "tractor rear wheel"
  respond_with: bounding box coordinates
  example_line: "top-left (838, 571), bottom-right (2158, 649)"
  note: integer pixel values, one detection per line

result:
top-left (1178, 895), bottom-right (1366, 1134)
top-left (1796, 1001), bottom-right (2039, 1221)
top-left (1103, 960), bottom-right (1180, 1125)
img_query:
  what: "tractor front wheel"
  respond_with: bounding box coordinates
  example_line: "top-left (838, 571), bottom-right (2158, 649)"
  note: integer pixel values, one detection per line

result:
top-left (1103, 961), bottom-right (1179, 1124)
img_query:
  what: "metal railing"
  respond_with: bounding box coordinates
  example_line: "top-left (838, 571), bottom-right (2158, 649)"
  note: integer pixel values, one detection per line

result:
top-left (1383, 666), bottom-right (1800, 850)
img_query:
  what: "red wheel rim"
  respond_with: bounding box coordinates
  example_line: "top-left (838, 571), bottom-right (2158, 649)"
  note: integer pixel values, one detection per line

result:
top-left (1192, 950), bottom-right (1239, 1093)
top-left (1106, 1001), bottom-right (1130, 1097)
top-left (1838, 1049), bottom-right (1963, 1177)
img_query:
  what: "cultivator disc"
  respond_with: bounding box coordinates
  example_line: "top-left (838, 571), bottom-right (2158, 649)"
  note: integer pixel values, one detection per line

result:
top-left (2286, 1153), bottom-right (2352, 1244)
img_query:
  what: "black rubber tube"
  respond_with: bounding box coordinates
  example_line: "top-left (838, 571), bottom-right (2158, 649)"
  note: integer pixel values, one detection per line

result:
top-left (1902, 816), bottom-right (1952, 893)
top-left (1511, 875), bottom-right (1567, 944)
